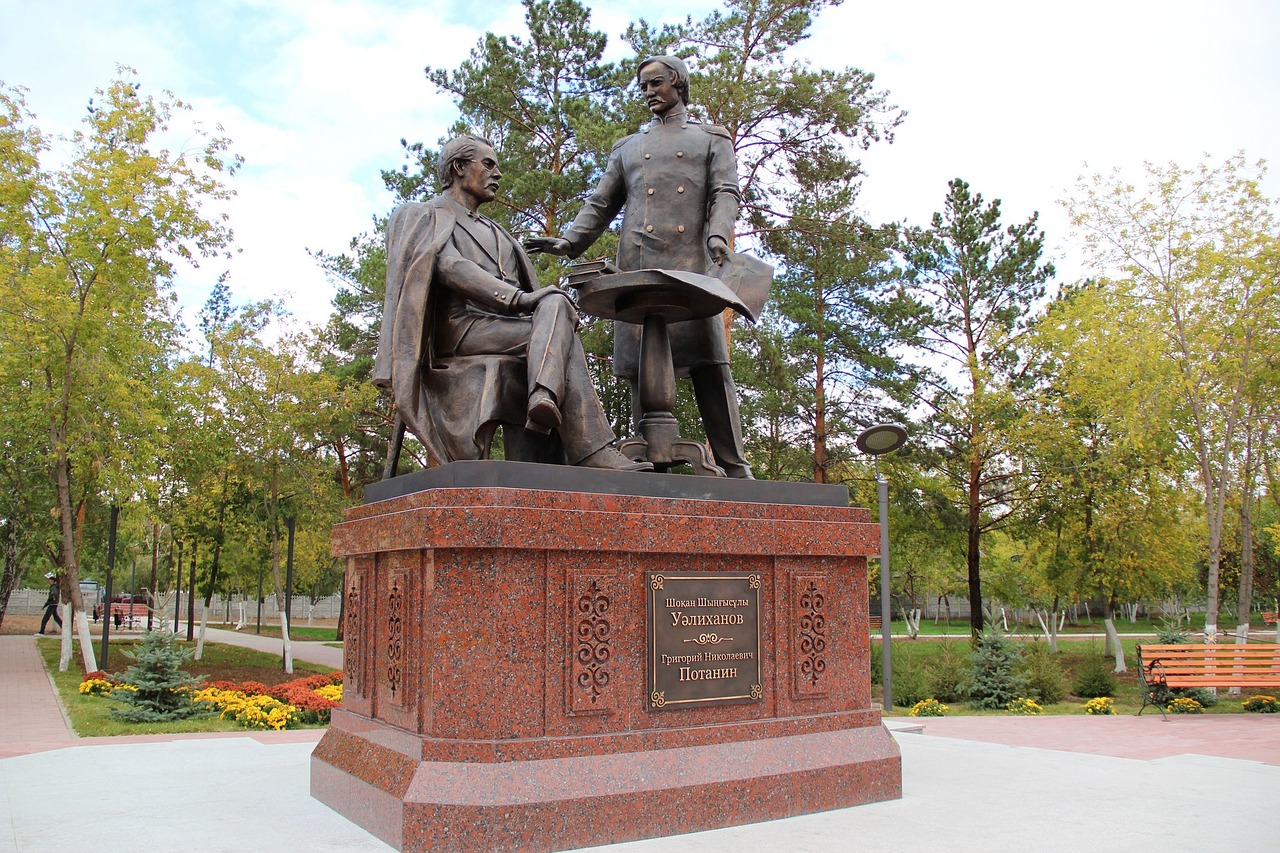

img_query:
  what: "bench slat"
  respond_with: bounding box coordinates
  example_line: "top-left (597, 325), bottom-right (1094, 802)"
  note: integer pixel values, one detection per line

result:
top-left (1164, 678), bottom-right (1280, 687)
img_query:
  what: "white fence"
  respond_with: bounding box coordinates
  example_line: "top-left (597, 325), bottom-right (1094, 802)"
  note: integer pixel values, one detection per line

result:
top-left (5, 588), bottom-right (343, 621)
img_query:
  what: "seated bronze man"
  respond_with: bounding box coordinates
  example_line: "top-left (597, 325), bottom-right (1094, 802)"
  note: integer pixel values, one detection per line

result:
top-left (372, 135), bottom-right (650, 473)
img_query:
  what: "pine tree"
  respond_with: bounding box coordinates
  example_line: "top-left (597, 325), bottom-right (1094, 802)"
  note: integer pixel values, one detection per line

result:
top-left (109, 630), bottom-right (210, 722)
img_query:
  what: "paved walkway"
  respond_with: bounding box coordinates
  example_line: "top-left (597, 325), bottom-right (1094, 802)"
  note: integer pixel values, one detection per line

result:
top-left (186, 624), bottom-right (344, 670)
top-left (2, 633), bottom-right (1277, 852)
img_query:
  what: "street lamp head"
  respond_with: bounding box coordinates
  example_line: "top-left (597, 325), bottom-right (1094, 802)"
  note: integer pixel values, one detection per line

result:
top-left (856, 423), bottom-right (908, 456)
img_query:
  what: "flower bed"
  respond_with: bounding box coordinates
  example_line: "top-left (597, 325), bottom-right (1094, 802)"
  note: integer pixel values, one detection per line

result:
top-left (78, 669), bottom-right (345, 730)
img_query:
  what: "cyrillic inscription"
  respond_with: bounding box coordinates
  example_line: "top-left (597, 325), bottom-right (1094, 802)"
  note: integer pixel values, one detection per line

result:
top-left (647, 573), bottom-right (762, 709)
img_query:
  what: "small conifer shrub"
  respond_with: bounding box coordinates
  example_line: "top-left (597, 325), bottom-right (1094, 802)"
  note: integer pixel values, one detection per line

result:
top-left (109, 630), bottom-right (211, 722)
top-left (962, 631), bottom-right (1031, 710)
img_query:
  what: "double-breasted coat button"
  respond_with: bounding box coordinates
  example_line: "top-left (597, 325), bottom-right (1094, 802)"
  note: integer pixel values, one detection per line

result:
top-left (677, 225), bottom-right (686, 233)
top-left (645, 225), bottom-right (654, 232)
top-left (647, 188), bottom-right (655, 195)
top-left (644, 153), bottom-right (651, 159)
top-left (677, 186), bottom-right (685, 193)
top-left (676, 151), bottom-right (684, 158)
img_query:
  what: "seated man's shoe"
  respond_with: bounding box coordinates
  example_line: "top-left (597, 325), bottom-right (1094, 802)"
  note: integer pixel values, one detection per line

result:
top-left (525, 388), bottom-right (562, 435)
top-left (578, 445), bottom-right (654, 472)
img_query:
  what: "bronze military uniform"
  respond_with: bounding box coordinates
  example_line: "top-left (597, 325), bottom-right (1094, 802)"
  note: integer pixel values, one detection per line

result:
top-left (557, 82), bottom-right (753, 478)
top-left (562, 102), bottom-right (739, 375)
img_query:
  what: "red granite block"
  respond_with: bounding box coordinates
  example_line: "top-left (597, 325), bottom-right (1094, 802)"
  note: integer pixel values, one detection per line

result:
top-left (314, 481), bottom-right (901, 852)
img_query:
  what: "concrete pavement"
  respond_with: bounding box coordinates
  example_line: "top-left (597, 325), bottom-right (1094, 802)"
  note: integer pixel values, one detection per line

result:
top-left (2, 633), bottom-right (1278, 852)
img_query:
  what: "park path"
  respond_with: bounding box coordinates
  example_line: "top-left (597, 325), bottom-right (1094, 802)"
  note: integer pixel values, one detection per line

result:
top-left (0, 636), bottom-right (78, 759)
top-left (177, 623), bottom-right (344, 670)
top-left (0, 625), bottom-right (341, 760)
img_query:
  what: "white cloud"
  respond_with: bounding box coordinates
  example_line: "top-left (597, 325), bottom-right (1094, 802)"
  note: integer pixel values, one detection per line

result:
top-left (3, 0), bottom-right (1277, 328)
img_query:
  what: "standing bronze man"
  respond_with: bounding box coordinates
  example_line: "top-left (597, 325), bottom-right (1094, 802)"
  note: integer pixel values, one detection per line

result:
top-left (374, 135), bottom-right (651, 473)
top-left (526, 55), bottom-right (753, 479)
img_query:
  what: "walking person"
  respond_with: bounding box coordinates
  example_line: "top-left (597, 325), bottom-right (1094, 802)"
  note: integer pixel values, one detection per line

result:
top-left (37, 572), bottom-right (62, 635)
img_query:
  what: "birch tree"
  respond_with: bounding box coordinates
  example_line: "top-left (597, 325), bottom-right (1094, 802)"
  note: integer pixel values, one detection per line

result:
top-left (1064, 154), bottom-right (1280, 640)
top-left (0, 73), bottom-right (236, 669)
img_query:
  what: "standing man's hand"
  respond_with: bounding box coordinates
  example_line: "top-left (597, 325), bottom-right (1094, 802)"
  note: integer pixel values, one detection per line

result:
top-left (708, 235), bottom-right (729, 265)
top-left (524, 236), bottom-right (573, 256)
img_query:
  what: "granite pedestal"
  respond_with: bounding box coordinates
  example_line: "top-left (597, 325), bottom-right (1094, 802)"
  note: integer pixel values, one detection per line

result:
top-left (312, 462), bottom-right (901, 852)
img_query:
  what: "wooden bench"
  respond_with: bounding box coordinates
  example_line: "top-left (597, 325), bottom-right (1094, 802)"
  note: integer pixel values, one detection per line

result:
top-left (108, 602), bottom-right (151, 630)
top-left (869, 616), bottom-right (882, 632)
top-left (1263, 612), bottom-right (1278, 626)
top-left (1136, 643), bottom-right (1280, 719)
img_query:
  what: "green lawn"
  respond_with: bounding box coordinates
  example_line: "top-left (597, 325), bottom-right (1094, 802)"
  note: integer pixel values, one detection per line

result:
top-left (36, 638), bottom-right (333, 737)
top-left (232, 625), bottom-right (340, 642)
top-left (875, 636), bottom-right (1276, 715)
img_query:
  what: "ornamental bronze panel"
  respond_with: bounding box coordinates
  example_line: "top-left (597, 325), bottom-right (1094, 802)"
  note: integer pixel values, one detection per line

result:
top-left (647, 572), bottom-right (762, 709)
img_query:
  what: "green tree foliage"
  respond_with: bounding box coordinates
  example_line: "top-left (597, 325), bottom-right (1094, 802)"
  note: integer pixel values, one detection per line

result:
top-left (419, 0), bottom-right (632, 240)
top-left (1019, 281), bottom-right (1199, 646)
top-left (1017, 641), bottom-right (1067, 704)
top-left (624, 0), bottom-right (903, 242)
top-left (1063, 154), bottom-right (1280, 636)
top-left (756, 146), bottom-right (907, 482)
top-left (1072, 654), bottom-right (1117, 698)
top-left (0, 72), bottom-right (237, 669)
top-left (897, 178), bottom-right (1054, 637)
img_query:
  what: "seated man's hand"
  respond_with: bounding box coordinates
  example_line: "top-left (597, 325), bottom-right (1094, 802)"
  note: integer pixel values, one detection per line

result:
top-left (516, 287), bottom-right (578, 322)
top-left (524, 236), bottom-right (572, 256)
top-left (707, 235), bottom-right (729, 265)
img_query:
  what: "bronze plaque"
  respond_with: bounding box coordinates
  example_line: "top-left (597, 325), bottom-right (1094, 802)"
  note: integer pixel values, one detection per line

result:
top-left (647, 572), bottom-right (762, 709)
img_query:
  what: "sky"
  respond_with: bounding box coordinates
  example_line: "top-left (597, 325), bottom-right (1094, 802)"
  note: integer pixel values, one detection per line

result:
top-left (2, 0), bottom-right (1278, 333)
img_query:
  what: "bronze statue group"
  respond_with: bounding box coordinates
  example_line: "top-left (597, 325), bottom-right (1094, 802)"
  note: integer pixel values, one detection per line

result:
top-left (376, 56), bottom-right (756, 480)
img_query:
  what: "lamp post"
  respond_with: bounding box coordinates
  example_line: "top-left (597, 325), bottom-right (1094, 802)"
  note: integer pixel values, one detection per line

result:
top-left (856, 424), bottom-right (908, 714)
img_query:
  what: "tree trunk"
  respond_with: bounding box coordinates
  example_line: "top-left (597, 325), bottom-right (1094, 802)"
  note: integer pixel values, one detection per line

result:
top-left (268, 508), bottom-right (293, 674)
top-left (147, 522), bottom-right (159, 631)
top-left (186, 543), bottom-right (197, 642)
top-left (74, 608), bottom-right (96, 672)
top-left (0, 520), bottom-right (18, 631)
top-left (195, 603), bottom-right (210, 660)
top-left (967, 450), bottom-right (984, 639)
top-left (58, 601), bottom-right (73, 671)
top-left (812, 343), bottom-right (826, 483)
top-left (1102, 617), bottom-right (1126, 673)
top-left (1102, 590), bottom-right (1126, 672)
top-left (52, 454), bottom-right (89, 670)
top-left (1237, 429), bottom-right (1256, 638)
top-left (1036, 598), bottom-right (1060, 653)
top-left (280, 609), bottom-right (294, 674)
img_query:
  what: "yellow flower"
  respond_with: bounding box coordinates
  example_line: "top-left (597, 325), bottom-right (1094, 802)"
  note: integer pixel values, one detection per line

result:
top-left (78, 678), bottom-right (114, 696)
top-left (907, 698), bottom-right (948, 717)
top-left (314, 684), bottom-right (343, 703)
